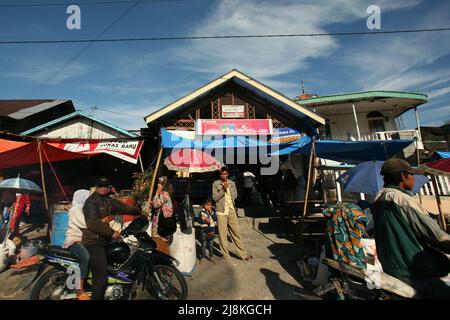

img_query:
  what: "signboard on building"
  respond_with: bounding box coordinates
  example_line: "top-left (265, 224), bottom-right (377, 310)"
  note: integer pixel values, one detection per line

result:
top-left (195, 119), bottom-right (273, 135)
top-left (49, 140), bottom-right (144, 164)
top-left (221, 105), bottom-right (245, 118)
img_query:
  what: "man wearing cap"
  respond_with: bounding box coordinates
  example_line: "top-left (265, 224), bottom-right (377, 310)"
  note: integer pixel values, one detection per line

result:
top-left (82, 176), bottom-right (142, 300)
top-left (373, 158), bottom-right (450, 299)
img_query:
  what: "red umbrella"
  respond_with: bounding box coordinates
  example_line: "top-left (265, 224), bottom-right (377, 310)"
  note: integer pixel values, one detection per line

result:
top-left (420, 158), bottom-right (450, 177)
top-left (164, 149), bottom-right (223, 173)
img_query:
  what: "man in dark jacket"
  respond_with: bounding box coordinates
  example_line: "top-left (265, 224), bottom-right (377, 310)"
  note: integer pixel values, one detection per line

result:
top-left (82, 176), bottom-right (142, 300)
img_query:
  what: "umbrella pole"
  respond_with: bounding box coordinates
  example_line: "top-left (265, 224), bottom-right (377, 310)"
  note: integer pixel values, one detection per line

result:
top-left (145, 147), bottom-right (163, 214)
top-left (431, 175), bottom-right (447, 232)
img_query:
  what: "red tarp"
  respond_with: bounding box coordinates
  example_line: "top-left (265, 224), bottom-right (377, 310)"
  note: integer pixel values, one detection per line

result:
top-left (0, 140), bottom-right (87, 170)
top-left (0, 139), bottom-right (27, 153)
top-left (0, 139), bottom-right (144, 169)
top-left (421, 158), bottom-right (450, 177)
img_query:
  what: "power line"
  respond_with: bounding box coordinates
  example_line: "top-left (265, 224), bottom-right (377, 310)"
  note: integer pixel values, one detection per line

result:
top-left (25, 0), bottom-right (142, 98)
top-left (0, 0), bottom-right (180, 8)
top-left (95, 106), bottom-right (145, 118)
top-left (1, 27), bottom-right (450, 45)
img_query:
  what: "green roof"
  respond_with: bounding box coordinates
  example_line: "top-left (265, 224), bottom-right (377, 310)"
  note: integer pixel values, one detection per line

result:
top-left (295, 90), bottom-right (428, 106)
top-left (21, 110), bottom-right (138, 137)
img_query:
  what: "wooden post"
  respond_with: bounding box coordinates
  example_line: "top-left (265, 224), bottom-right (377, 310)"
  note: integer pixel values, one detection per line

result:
top-left (432, 175), bottom-right (447, 232)
top-left (138, 154), bottom-right (145, 173)
top-left (297, 141), bottom-right (316, 244)
top-left (38, 141), bottom-right (51, 244)
top-left (145, 147), bottom-right (164, 213)
top-left (302, 141), bottom-right (316, 217)
top-left (38, 141), bottom-right (49, 210)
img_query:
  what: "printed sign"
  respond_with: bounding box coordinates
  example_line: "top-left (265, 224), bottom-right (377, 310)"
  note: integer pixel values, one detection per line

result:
top-left (269, 128), bottom-right (302, 143)
top-left (221, 105), bottom-right (245, 118)
top-left (49, 140), bottom-right (144, 164)
top-left (195, 119), bottom-right (273, 136)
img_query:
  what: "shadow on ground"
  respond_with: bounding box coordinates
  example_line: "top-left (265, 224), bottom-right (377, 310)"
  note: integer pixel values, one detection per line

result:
top-left (265, 243), bottom-right (320, 299)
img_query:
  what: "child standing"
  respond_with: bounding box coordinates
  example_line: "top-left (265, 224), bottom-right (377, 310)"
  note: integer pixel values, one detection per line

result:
top-left (195, 199), bottom-right (217, 263)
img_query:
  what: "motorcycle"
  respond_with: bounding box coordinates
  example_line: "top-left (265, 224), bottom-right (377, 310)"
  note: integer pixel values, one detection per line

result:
top-left (28, 215), bottom-right (188, 300)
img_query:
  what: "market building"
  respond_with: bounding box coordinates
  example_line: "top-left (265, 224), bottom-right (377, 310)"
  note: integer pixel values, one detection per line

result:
top-left (144, 69), bottom-right (327, 204)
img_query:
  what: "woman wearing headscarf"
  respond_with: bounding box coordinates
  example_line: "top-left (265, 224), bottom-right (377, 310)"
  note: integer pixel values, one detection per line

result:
top-left (151, 176), bottom-right (174, 253)
top-left (63, 189), bottom-right (91, 300)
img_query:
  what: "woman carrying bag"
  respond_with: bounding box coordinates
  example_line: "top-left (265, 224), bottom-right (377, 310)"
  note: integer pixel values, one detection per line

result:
top-left (151, 176), bottom-right (176, 254)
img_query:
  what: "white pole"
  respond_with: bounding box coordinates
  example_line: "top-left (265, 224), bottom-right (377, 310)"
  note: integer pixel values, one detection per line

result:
top-left (352, 103), bottom-right (361, 140)
top-left (415, 107), bottom-right (423, 143)
top-left (335, 171), bottom-right (342, 202)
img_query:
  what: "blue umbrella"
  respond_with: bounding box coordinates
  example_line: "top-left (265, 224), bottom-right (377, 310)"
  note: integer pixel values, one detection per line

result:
top-left (337, 161), bottom-right (430, 195)
top-left (0, 175), bottom-right (43, 194)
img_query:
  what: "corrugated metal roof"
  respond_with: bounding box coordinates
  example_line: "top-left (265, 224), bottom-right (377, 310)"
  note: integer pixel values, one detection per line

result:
top-left (295, 90), bottom-right (428, 106)
top-left (0, 100), bottom-right (69, 118)
top-left (21, 110), bottom-right (138, 138)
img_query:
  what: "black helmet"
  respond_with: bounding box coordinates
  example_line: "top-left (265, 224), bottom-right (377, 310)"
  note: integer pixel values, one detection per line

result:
top-left (106, 242), bottom-right (130, 265)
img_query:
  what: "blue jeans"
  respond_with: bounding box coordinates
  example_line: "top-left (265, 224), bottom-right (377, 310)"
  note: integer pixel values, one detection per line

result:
top-left (200, 239), bottom-right (214, 259)
top-left (68, 243), bottom-right (90, 279)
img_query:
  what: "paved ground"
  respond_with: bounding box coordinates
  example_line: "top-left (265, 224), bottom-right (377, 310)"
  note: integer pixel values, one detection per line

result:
top-left (0, 206), bottom-right (319, 300)
top-left (187, 211), bottom-right (319, 300)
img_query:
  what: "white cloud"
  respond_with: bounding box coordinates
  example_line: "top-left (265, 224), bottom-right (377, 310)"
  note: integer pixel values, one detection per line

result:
top-left (428, 86), bottom-right (450, 100)
top-left (79, 94), bottom-right (179, 130)
top-left (172, 0), bottom-right (422, 81)
top-left (6, 59), bottom-right (89, 85)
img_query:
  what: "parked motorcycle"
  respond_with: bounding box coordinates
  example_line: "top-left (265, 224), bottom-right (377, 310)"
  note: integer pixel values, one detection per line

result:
top-left (28, 216), bottom-right (188, 300)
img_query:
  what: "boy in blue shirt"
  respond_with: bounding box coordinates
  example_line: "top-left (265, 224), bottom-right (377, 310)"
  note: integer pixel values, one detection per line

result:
top-left (195, 199), bottom-right (217, 263)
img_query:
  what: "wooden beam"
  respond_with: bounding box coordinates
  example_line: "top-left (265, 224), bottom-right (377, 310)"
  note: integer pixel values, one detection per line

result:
top-left (145, 147), bottom-right (164, 214)
top-left (431, 176), bottom-right (447, 232)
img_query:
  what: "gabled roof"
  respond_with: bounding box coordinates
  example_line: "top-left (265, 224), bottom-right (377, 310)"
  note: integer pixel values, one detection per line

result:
top-left (144, 69), bottom-right (326, 126)
top-left (0, 99), bottom-right (72, 119)
top-left (21, 110), bottom-right (138, 138)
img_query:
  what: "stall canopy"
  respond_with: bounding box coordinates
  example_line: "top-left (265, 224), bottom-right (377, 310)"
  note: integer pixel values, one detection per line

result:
top-left (0, 138), bottom-right (144, 169)
top-left (273, 139), bottom-right (415, 164)
top-left (161, 129), bottom-right (414, 165)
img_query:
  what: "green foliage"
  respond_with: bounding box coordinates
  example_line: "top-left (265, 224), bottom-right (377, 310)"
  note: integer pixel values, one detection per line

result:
top-left (131, 168), bottom-right (153, 206)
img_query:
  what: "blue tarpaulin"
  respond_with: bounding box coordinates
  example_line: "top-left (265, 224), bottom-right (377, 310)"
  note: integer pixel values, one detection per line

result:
top-left (430, 151), bottom-right (450, 161)
top-left (273, 139), bottom-right (415, 164)
top-left (336, 160), bottom-right (429, 195)
top-left (161, 129), bottom-right (414, 165)
top-left (160, 128), bottom-right (310, 150)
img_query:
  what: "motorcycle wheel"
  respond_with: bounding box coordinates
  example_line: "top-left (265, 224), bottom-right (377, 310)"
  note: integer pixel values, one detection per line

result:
top-left (147, 265), bottom-right (188, 300)
top-left (30, 268), bottom-right (71, 300)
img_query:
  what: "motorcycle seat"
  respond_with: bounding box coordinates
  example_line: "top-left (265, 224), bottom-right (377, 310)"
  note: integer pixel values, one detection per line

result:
top-left (45, 245), bottom-right (79, 262)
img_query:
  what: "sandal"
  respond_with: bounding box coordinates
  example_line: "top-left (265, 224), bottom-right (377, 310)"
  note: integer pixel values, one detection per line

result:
top-left (77, 293), bottom-right (91, 300)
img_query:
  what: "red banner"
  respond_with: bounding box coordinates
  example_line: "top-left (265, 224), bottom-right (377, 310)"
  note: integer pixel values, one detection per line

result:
top-left (195, 119), bottom-right (273, 135)
top-left (48, 140), bottom-right (144, 164)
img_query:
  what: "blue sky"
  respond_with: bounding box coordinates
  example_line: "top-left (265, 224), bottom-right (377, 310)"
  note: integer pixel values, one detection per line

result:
top-left (1, 0), bottom-right (449, 131)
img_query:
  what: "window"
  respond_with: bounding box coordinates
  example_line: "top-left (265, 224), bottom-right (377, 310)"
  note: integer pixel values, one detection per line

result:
top-left (367, 111), bottom-right (386, 133)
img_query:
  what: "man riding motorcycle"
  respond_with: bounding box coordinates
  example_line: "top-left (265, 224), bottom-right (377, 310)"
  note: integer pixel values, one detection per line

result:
top-left (82, 177), bottom-right (144, 300)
